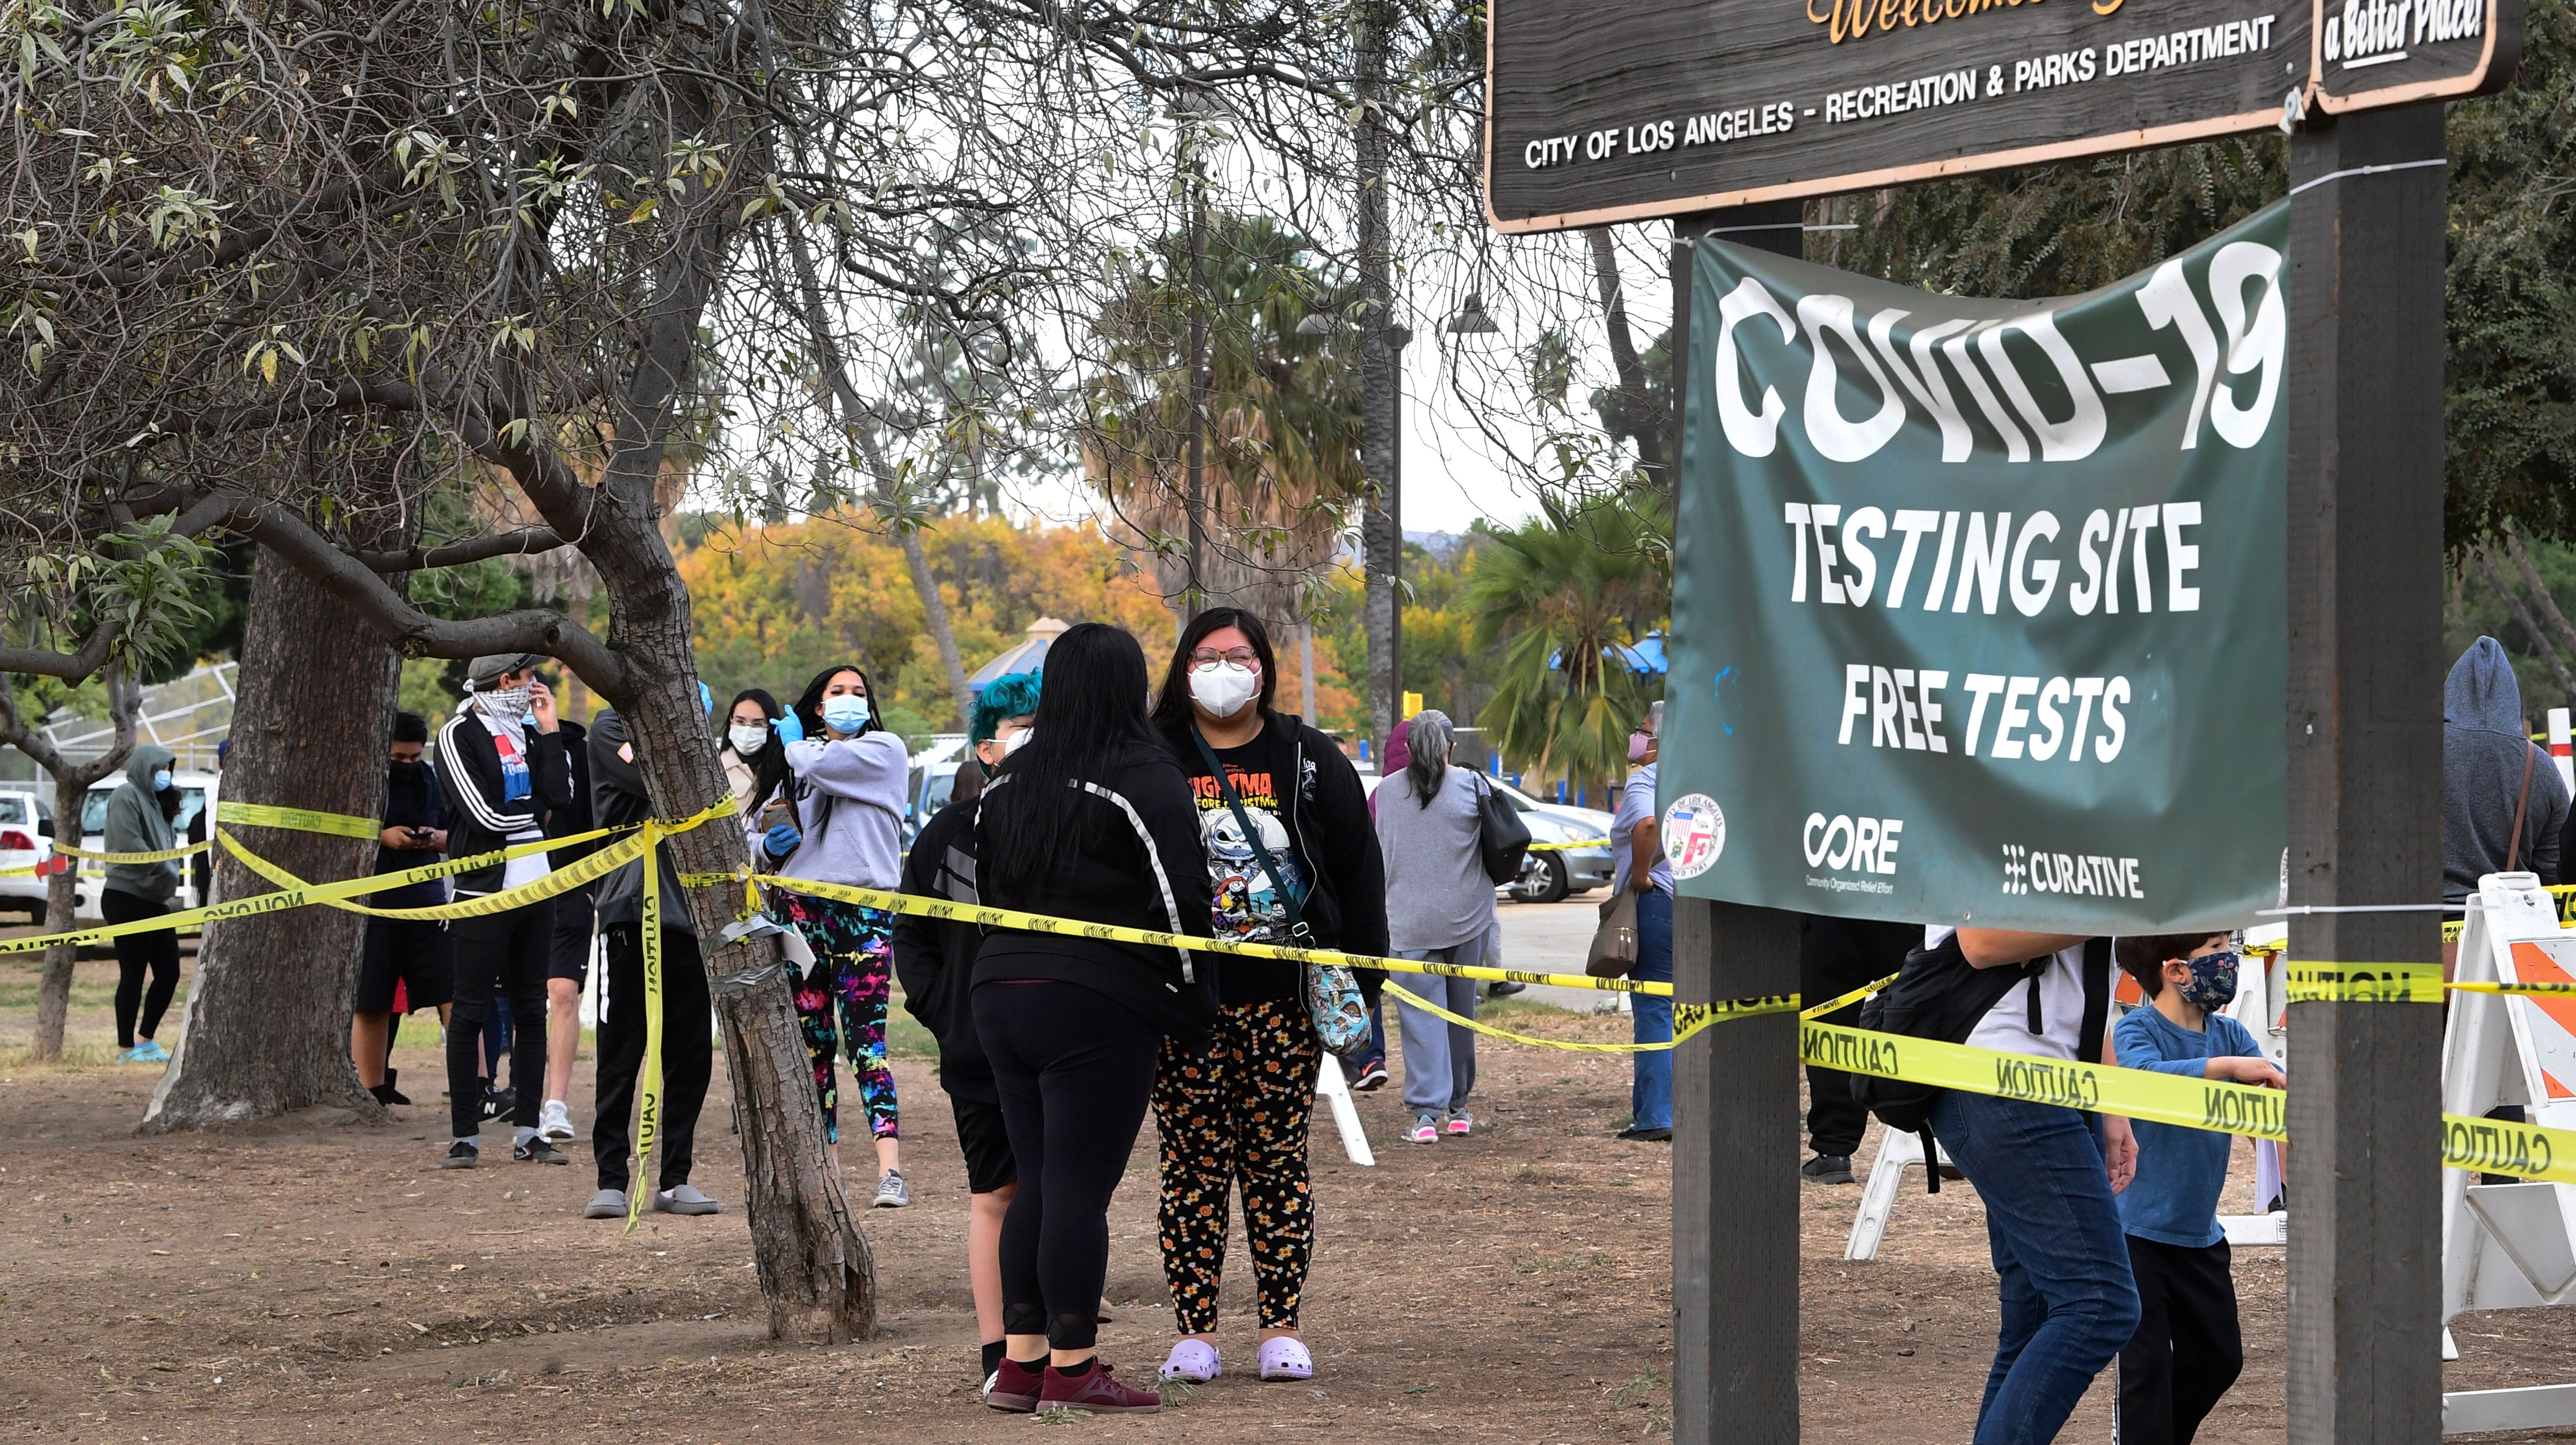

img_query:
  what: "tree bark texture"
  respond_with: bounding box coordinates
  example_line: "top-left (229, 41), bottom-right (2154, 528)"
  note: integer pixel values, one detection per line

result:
top-left (1357, 0), bottom-right (1400, 755)
top-left (144, 546), bottom-right (397, 1129)
top-left (0, 666), bottom-right (142, 1060)
top-left (577, 503), bottom-right (877, 1341)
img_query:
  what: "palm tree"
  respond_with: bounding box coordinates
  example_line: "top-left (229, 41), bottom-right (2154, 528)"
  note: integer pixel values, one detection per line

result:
top-left (1082, 211), bottom-right (1365, 624)
top-left (1468, 497), bottom-right (1668, 799)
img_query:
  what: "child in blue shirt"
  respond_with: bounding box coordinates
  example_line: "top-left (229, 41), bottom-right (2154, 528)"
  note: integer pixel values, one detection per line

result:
top-left (2109, 932), bottom-right (2284, 1445)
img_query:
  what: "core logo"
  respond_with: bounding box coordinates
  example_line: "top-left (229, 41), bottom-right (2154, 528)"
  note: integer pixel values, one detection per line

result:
top-left (1803, 813), bottom-right (1901, 896)
top-left (2001, 843), bottom-right (2145, 900)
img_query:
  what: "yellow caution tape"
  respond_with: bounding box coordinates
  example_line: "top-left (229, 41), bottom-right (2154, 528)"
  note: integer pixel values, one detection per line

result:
top-left (730, 872), bottom-right (1678, 996)
top-left (1800, 972), bottom-right (1898, 1021)
top-left (51, 838), bottom-right (214, 864)
top-left (216, 802), bottom-right (383, 839)
top-left (218, 828), bottom-right (649, 921)
top-left (2283, 960), bottom-right (2447, 1003)
top-left (1382, 980), bottom-right (1791, 1053)
top-left (629, 823), bottom-right (667, 1233)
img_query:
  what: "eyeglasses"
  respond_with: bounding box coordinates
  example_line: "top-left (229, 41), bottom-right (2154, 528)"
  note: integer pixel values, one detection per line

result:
top-left (1189, 648), bottom-right (1260, 670)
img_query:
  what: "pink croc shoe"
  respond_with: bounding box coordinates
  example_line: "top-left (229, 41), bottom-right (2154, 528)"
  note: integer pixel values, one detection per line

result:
top-left (1257, 1336), bottom-right (1314, 1382)
top-left (1159, 1338), bottom-right (1221, 1383)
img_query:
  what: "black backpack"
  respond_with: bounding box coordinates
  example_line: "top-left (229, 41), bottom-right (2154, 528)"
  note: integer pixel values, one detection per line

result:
top-left (1850, 934), bottom-right (2111, 1192)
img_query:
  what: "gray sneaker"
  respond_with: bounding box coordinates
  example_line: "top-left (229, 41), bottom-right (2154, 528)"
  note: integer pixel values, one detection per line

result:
top-left (584, 1189), bottom-right (628, 1219)
top-left (654, 1184), bottom-right (722, 1216)
top-left (873, 1171), bottom-right (910, 1209)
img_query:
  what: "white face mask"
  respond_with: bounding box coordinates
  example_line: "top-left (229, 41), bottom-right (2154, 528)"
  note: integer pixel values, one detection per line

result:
top-left (728, 722), bottom-right (769, 755)
top-left (1189, 662), bottom-right (1260, 720)
top-left (1003, 727), bottom-right (1033, 756)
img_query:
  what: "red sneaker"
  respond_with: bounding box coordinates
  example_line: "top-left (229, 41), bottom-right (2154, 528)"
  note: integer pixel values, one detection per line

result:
top-left (986, 1356), bottom-right (1045, 1412)
top-left (1040, 1359), bottom-right (1162, 1414)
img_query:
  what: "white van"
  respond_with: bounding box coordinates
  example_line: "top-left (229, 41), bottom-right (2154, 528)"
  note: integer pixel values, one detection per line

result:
top-left (74, 768), bottom-right (221, 922)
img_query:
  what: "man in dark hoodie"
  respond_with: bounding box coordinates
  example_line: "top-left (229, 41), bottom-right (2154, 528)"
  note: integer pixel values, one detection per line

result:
top-left (2443, 636), bottom-right (2568, 909)
top-left (436, 653), bottom-right (574, 1169)
top-left (892, 669), bottom-right (1037, 1393)
top-left (352, 713), bottom-right (451, 1105)
top-left (579, 706), bottom-right (720, 1220)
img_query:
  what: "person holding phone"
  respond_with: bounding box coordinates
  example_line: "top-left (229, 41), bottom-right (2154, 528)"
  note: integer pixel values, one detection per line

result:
top-left (435, 654), bottom-right (573, 1170)
top-left (352, 712), bottom-right (452, 1105)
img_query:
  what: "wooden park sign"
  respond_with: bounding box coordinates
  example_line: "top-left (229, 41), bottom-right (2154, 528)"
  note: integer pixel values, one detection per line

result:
top-left (1484, 0), bottom-right (2520, 231)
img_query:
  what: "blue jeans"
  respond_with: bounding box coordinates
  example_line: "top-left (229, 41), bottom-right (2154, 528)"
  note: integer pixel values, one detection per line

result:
top-left (1629, 889), bottom-right (1674, 1129)
top-left (1931, 1089), bottom-right (2141, 1445)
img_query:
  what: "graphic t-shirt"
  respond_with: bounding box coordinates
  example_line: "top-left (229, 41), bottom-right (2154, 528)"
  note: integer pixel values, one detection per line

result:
top-left (1183, 726), bottom-right (1316, 1004)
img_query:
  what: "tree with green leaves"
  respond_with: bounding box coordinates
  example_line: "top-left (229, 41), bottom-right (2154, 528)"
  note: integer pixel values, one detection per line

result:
top-left (1466, 497), bottom-right (1668, 801)
top-left (0, 520), bottom-right (215, 1060)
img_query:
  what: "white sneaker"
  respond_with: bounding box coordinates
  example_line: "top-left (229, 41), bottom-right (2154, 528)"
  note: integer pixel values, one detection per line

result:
top-left (873, 1171), bottom-right (910, 1208)
top-left (538, 1099), bottom-right (576, 1142)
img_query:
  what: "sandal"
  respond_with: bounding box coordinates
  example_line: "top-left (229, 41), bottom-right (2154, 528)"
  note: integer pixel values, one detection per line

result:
top-left (1159, 1338), bottom-right (1221, 1383)
top-left (1256, 1336), bottom-right (1313, 1382)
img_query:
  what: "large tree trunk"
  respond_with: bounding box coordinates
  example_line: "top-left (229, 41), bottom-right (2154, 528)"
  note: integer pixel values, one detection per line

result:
top-left (0, 665), bottom-right (142, 1059)
top-left (143, 548), bottom-right (397, 1129)
top-left (588, 528), bottom-right (877, 1340)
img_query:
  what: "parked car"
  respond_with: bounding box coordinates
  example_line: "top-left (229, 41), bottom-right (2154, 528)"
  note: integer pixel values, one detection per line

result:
top-left (1358, 771), bottom-right (1615, 904)
top-left (902, 735), bottom-right (969, 849)
top-left (74, 769), bottom-right (219, 922)
top-left (0, 787), bottom-right (56, 921)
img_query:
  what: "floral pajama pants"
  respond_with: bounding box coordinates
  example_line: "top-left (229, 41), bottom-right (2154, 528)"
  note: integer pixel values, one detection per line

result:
top-left (1155, 997), bottom-right (1320, 1333)
top-left (776, 890), bottom-right (898, 1147)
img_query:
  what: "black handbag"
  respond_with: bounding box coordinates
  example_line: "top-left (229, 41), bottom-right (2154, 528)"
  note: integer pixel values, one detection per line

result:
top-left (1473, 774), bottom-right (1533, 885)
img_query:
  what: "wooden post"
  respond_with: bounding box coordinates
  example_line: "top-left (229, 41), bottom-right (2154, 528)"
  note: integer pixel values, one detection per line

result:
top-left (2284, 101), bottom-right (2449, 1445)
top-left (1670, 200), bottom-right (1803, 1445)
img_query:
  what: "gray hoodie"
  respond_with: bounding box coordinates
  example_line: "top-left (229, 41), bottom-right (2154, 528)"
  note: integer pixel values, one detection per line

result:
top-left (775, 732), bottom-right (909, 891)
top-left (103, 743), bottom-right (180, 904)
top-left (2443, 637), bottom-right (2569, 901)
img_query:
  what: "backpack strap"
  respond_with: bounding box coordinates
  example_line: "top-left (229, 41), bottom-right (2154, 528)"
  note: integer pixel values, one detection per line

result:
top-left (2078, 936), bottom-right (2114, 1066)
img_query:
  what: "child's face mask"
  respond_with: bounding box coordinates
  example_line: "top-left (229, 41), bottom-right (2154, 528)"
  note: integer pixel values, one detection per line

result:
top-left (2177, 949), bottom-right (2240, 1011)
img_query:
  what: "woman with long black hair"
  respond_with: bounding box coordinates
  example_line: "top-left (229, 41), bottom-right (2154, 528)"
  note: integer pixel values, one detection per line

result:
top-left (974, 622), bottom-right (1213, 1417)
top-left (720, 687), bottom-right (791, 828)
top-left (764, 663), bottom-right (912, 1207)
top-left (1147, 606), bottom-right (1388, 1387)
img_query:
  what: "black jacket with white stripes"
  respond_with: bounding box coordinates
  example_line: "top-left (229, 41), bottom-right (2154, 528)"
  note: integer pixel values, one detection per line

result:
top-left (971, 740), bottom-right (1218, 1046)
top-left (435, 702), bottom-right (573, 897)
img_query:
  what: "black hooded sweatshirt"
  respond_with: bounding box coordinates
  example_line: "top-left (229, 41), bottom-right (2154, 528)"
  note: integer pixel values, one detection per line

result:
top-left (891, 797), bottom-right (991, 1096)
top-left (971, 740), bottom-right (1218, 1046)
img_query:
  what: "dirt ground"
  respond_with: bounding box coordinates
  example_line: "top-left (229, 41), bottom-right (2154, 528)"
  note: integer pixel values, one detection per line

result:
top-left (7, 948), bottom-right (2576, 1443)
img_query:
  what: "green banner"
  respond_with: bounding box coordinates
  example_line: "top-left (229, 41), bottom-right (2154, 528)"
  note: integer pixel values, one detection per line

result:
top-left (1664, 201), bottom-right (2288, 932)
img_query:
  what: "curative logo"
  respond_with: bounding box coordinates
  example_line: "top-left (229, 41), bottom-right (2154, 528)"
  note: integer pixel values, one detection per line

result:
top-left (2000, 843), bottom-right (2145, 900)
top-left (1663, 793), bottom-right (1727, 880)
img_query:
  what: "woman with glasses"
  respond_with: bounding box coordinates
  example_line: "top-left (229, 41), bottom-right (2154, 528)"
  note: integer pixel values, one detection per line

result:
top-left (1147, 607), bottom-right (1389, 1387)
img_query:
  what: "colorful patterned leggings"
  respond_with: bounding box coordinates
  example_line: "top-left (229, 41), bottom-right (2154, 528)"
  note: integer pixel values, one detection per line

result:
top-left (1154, 998), bottom-right (1320, 1333)
top-left (777, 890), bottom-right (898, 1146)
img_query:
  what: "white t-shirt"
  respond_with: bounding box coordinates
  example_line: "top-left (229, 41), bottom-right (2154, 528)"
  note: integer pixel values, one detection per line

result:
top-left (1926, 926), bottom-right (2109, 1061)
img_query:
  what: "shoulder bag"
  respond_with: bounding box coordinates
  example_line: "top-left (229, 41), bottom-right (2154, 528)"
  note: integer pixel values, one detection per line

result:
top-left (1586, 886), bottom-right (1640, 978)
top-left (1472, 773), bottom-right (1534, 885)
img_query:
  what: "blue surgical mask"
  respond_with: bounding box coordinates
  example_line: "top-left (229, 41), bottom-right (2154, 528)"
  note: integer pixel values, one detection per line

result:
top-left (821, 696), bottom-right (870, 735)
top-left (151, 769), bottom-right (172, 792)
top-left (2177, 950), bottom-right (2241, 1012)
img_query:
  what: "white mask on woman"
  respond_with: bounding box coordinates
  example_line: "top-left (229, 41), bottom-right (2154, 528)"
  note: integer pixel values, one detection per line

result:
top-left (1189, 662), bottom-right (1260, 720)
top-left (728, 722), bottom-right (769, 755)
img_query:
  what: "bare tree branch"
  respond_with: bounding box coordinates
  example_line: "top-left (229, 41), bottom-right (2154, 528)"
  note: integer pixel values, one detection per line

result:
top-left (355, 529), bottom-right (567, 573)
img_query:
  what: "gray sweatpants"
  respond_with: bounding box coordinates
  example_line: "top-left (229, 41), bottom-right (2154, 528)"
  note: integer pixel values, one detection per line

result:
top-left (1393, 924), bottom-right (1498, 1114)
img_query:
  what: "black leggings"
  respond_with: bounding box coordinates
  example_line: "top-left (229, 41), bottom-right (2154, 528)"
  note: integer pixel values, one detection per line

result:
top-left (445, 900), bottom-right (554, 1140)
top-left (103, 890), bottom-right (179, 1047)
top-left (594, 924), bottom-right (713, 1193)
top-left (975, 978), bottom-right (1160, 1352)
